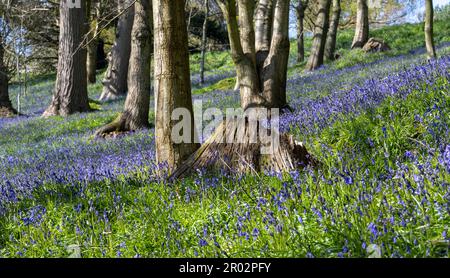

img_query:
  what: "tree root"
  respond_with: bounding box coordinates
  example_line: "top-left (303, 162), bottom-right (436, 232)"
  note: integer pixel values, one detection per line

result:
top-left (94, 112), bottom-right (152, 138)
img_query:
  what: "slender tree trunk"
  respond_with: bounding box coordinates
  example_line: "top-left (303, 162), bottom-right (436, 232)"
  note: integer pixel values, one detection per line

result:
top-left (306, 0), bottom-right (331, 71)
top-left (351, 0), bottom-right (369, 49)
top-left (99, 0), bottom-right (134, 101)
top-left (200, 0), bottom-right (209, 85)
top-left (263, 0), bottom-right (290, 108)
top-left (187, 1), bottom-right (193, 34)
top-left (0, 34), bottom-right (15, 115)
top-left (296, 1), bottom-right (307, 63)
top-left (154, 0), bottom-right (199, 171)
top-left (238, 0), bottom-right (256, 64)
top-left (324, 0), bottom-right (341, 60)
top-left (87, 0), bottom-right (100, 84)
top-left (425, 0), bottom-right (436, 60)
top-left (43, 0), bottom-right (90, 117)
top-left (255, 0), bottom-right (274, 87)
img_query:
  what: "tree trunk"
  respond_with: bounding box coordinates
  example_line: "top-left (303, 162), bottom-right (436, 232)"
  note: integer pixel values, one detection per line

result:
top-left (296, 1), bottom-right (307, 63)
top-left (87, 0), bottom-right (100, 84)
top-left (238, 0), bottom-right (256, 65)
top-left (154, 0), bottom-right (200, 171)
top-left (96, 0), bottom-right (152, 136)
top-left (43, 0), bottom-right (90, 117)
top-left (351, 0), bottom-right (369, 49)
top-left (200, 0), bottom-right (209, 85)
top-left (324, 0), bottom-right (341, 61)
top-left (187, 1), bottom-right (194, 34)
top-left (262, 0), bottom-right (290, 108)
top-left (306, 0), bottom-right (331, 71)
top-left (425, 0), bottom-right (436, 60)
top-left (0, 34), bottom-right (16, 116)
top-left (219, 0), bottom-right (264, 110)
top-left (255, 0), bottom-right (274, 87)
top-left (99, 0), bottom-right (134, 101)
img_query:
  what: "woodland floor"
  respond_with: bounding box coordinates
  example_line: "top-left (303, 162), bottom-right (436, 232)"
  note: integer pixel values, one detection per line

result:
top-left (0, 22), bottom-right (449, 258)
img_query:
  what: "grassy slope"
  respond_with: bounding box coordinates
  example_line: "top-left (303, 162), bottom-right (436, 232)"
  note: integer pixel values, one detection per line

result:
top-left (0, 21), bottom-right (449, 258)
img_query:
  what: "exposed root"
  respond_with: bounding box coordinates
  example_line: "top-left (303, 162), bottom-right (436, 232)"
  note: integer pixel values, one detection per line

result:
top-left (95, 112), bottom-right (152, 138)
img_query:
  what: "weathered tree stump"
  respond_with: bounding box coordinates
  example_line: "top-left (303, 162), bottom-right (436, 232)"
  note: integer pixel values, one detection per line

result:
top-left (362, 38), bottom-right (391, 53)
top-left (170, 116), bottom-right (318, 180)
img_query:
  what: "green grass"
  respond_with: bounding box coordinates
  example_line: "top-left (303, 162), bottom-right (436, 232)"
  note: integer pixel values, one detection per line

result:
top-left (328, 20), bottom-right (450, 70)
top-left (193, 77), bottom-right (236, 95)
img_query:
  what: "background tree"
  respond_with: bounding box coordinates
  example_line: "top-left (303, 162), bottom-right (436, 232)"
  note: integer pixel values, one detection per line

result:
top-left (154, 0), bottom-right (199, 171)
top-left (0, 33), bottom-right (15, 116)
top-left (100, 0), bottom-right (135, 101)
top-left (200, 0), bottom-right (209, 85)
top-left (96, 0), bottom-right (152, 135)
top-left (324, 0), bottom-right (341, 60)
top-left (425, 0), bottom-right (436, 59)
top-left (295, 0), bottom-right (309, 63)
top-left (306, 0), bottom-right (331, 71)
top-left (43, 0), bottom-right (90, 117)
top-left (0, 4), bottom-right (16, 116)
top-left (351, 0), bottom-right (369, 49)
top-left (86, 0), bottom-right (101, 84)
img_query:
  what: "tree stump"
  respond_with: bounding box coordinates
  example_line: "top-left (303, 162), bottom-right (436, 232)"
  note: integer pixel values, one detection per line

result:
top-left (169, 116), bottom-right (318, 180)
top-left (362, 38), bottom-right (391, 53)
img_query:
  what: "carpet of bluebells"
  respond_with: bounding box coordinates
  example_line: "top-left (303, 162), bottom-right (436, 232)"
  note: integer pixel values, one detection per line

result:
top-left (0, 40), bottom-right (449, 258)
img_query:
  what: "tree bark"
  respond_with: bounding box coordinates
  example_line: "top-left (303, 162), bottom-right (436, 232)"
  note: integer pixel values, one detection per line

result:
top-left (99, 0), bottom-right (135, 101)
top-left (262, 0), bottom-right (290, 108)
top-left (218, 0), bottom-right (265, 110)
top-left (238, 0), bottom-right (256, 65)
top-left (43, 0), bottom-right (90, 117)
top-left (200, 0), bottom-right (209, 85)
top-left (87, 0), bottom-right (100, 84)
top-left (324, 0), bottom-right (341, 61)
top-left (425, 0), bottom-right (436, 60)
top-left (351, 0), bottom-right (369, 49)
top-left (295, 0), bottom-right (307, 63)
top-left (95, 0), bottom-right (152, 136)
top-left (154, 0), bottom-right (199, 171)
top-left (306, 0), bottom-right (331, 71)
top-left (0, 34), bottom-right (15, 115)
top-left (255, 0), bottom-right (274, 87)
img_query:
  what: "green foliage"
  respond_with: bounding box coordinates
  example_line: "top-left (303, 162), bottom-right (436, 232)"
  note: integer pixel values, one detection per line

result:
top-left (435, 3), bottom-right (450, 21)
top-left (193, 77), bottom-right (236, 95)
top-left (190, 51), bottom-right (234, 75)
